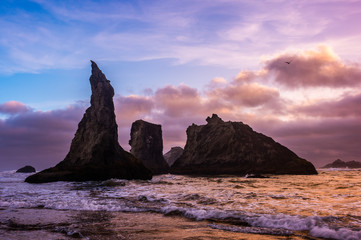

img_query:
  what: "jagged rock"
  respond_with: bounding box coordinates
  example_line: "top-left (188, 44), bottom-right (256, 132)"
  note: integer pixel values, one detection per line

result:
top-left (129, 120), bottom-right (169, 174)
top-left (16, 165), bottom-right (36, 173)
top-left (322, 159), bottom-right (361, 168)
top-left (170, 114), bottom-right (317, 175)
top-left (164, 147), bottom-right (184, 167)
top-left (25, 61), bottom-right (152, 183)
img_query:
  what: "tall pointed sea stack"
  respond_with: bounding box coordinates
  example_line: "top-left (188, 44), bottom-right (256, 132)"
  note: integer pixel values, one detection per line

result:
top-left (26, 61), bottom-right (152, 183)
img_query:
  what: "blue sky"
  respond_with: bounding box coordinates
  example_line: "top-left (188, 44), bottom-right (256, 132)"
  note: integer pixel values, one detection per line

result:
top-left (2, 0), bottom-right (360, 110)
top-left (1, 0), bottom-right (361, 170)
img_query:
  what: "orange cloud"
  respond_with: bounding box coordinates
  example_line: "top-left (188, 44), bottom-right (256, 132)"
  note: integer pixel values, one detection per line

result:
top-left (265, 45), bottom-right (361, 88)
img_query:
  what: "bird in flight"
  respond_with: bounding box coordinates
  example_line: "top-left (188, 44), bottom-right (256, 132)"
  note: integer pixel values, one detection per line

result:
top-left (285, 58), bottom-right (294, 64)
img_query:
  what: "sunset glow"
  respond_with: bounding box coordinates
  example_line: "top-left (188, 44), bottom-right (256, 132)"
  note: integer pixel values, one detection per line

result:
top-left (1, 0), bottom-right (361, 170)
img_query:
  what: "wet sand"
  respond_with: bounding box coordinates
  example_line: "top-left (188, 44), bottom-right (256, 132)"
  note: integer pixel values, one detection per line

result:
top-left (0, 208), bottom-right (316, 239)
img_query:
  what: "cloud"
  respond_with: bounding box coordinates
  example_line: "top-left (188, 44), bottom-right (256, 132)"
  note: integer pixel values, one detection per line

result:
top-left (3, 1), bottom-right (361, 74)
top-left (154, 85), bottom-right (203, 117)
top-left (253, 118), bottom-right (361, 168)
top-left (0, 101), bottom-right (31, 114)
top-left (2, 45), bottom-right (361, 170)
top-left (0, 103), bottom-right (85, 171)
top-left (292, 92), bottom-right (361, 118)
top-left (115, 95), bottom-right (154, 123)
top-left (264, 45), bottom-right (361, 88)
top-left (113, 79), bottom-right (287, 153)
top-left (207, 82), bottom-right (280, 108)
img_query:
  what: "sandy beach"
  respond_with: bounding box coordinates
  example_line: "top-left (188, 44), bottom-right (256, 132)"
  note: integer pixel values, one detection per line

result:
top-left (0, 208), bottom-right (315, 240)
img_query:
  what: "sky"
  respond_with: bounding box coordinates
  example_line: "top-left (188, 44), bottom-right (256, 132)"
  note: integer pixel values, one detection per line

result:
top-left (1, 0), bottom-right (361, 171)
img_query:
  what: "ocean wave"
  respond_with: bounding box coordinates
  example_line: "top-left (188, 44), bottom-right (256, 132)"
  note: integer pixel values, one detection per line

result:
top-left (310, 226), bottom-right (361, 240)
top-left (1, 170), bottom-right (361, 240)
top-left (208, 223), bottom-right (293, 236)
top-left (159, 206), bottom-right (361, 240)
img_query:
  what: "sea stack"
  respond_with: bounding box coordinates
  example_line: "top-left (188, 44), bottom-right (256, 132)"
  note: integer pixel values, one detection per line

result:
top-left (164, 147), bottom-right (184, 167)
top-left (129, 120), bottom-right (169, 174)
top-left (25, 61), bottom-right (152, 183)
top-left (171, 114), bottom-right (317, 175)
top-left (16, 165), bottom-right (36, 173)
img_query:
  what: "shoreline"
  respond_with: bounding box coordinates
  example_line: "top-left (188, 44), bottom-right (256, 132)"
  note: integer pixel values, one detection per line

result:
top-left (0, 208), bottom-right (315, 240)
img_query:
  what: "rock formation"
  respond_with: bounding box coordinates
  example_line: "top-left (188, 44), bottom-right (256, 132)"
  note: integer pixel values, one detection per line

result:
top-left (129, 120), bottom-right (169, 174)
top-left (16, 165), bottom-right (36, 173)
top-left (322, 159), bottom-right (361, 168)
top-left (171, 114), bottom-right (317, 175)
top-left (164, 147), bottom-right (184, 167)
top-left (25, 61), bottom-right (152, 183)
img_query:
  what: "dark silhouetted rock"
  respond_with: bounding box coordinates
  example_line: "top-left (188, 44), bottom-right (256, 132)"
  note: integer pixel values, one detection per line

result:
top-left (170, 114), bottom-right (317, 175)
top-left (25, 61), bottom-right (152, 183)
top-left (164, 147), bottom-right (184, 167)
top-left (322, 159), bottom-right (361, 168)
top-left (129, 120), bottom-right (169, 174)
top-left (16, 165), bottom-right (36, 173)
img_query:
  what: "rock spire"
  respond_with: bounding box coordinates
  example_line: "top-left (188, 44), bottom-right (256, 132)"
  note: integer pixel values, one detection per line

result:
top-left (25, 61), bottom-right (152, 183)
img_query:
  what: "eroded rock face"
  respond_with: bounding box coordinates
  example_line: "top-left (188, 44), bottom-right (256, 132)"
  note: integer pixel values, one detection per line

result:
top-left (171, 114), bottom-right (317, 175)
top-left (25, 61), bottom-right (152, 183)
top-left (16, 165), bottom-right (36, 173)
top-left (164, 147), bottom-right (184, 167)
top-left (129, 120), bottom-right (169, 174)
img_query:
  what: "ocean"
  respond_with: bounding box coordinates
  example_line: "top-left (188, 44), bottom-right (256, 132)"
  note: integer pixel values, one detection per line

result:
top-left (0, 169), bottom-right (360, 239)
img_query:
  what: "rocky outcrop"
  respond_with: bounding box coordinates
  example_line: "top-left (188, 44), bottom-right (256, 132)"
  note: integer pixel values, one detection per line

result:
top-left (322, 159), bottom-right (361, 168)
top-left (171, 114), bottom-right (317, 175)
top-left (164, 147), bottom-right (184, 167)
top-left (129, 120), bottom-right (169, 174)
top-left (16, 165), bottom-right (36, 173)
top-left (25, 61), bottom-right (152, 183)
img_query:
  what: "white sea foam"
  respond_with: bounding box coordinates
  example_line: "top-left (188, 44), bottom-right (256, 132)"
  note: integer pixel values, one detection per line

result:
top-left (310, 226), bottom-right (361, 240)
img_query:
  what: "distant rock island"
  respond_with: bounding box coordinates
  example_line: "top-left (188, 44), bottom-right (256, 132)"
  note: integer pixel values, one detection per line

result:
top-left (164, 147), bottom-right (184, 167)
top-left (16, 165), bottom-right (36, 173)
top-left (25, 61), bottom-right (152, 183)
top-left (129, 120), bottom-right (169, 174)
top-left (322, 159), bottom-right (361, 169)
top-left (171, 114), bottom-right (317, 175)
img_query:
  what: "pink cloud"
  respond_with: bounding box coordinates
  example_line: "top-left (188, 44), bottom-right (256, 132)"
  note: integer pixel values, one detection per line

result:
top-left (154, 85), bottom-right (203, 117)
top-left (115, 95), bottom-right (154, 123)
top-left (0, 101), bottom-right (30, 114)
top-left (265, 46), bottom-right (361, 88)
top-left (208, 82), bottom-right (280, 107)
top-left (292, 93), bottom-right (361, 118)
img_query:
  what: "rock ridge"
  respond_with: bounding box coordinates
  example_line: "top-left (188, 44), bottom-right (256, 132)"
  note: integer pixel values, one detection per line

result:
top-left (170, 114), bottom-right (317, 175)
